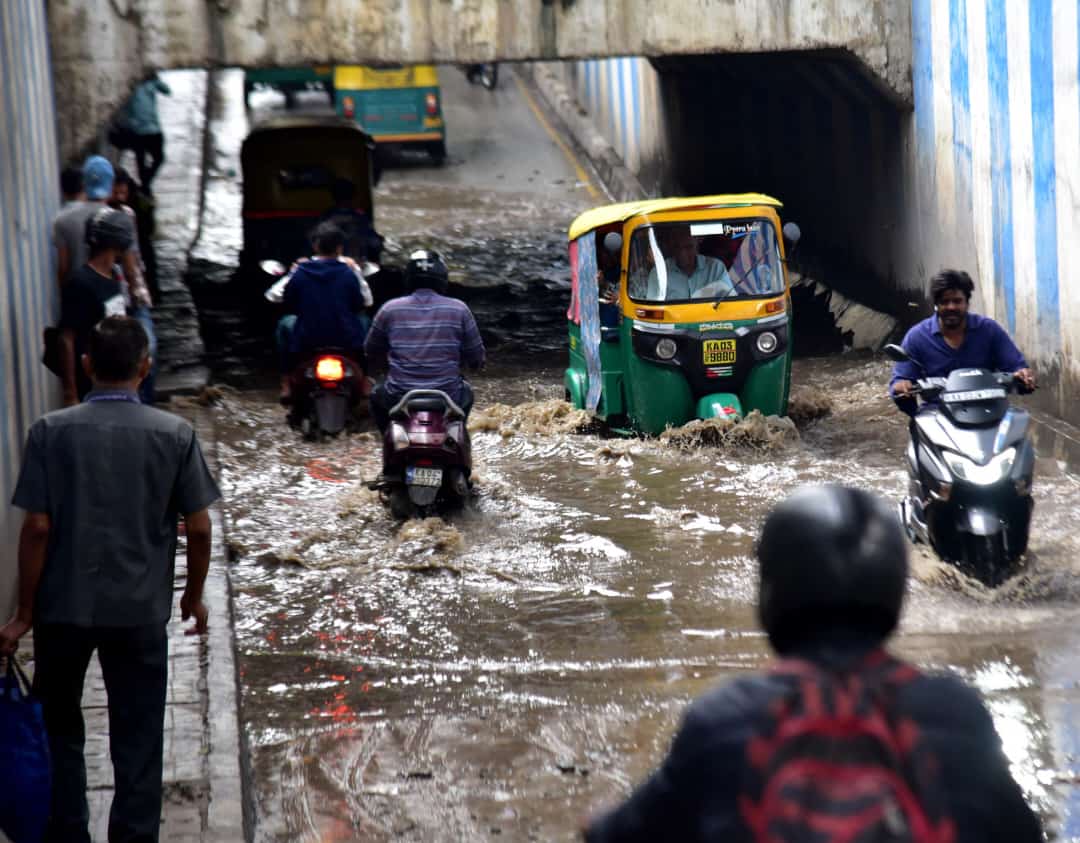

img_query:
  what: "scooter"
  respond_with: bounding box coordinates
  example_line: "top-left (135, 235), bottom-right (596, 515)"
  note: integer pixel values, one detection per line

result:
top-left (261, 259), bottom-right (374, 439)
top-left (286, 349), bottom-right (365, 439)
top-left (367, 389), bottom-right (474, 519)
top-left (884, 344), bottom-right (1035, 586)
top-left (464, 63), bottom-right (498, 90)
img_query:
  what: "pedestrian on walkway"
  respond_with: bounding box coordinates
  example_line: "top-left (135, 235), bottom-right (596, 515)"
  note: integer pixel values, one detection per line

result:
top-left (60, 165), bottom-right (84, 206)
top-left (583, 485), bottom-right (1042, 843)
top-left (114, 72), bottom-right (171, 192)
top-left (0, 315), bottom-right (221, 843)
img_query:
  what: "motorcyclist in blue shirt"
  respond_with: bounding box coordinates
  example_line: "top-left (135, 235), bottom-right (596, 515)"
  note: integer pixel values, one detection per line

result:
top-left (889, 269), bottom-right (1035, 416)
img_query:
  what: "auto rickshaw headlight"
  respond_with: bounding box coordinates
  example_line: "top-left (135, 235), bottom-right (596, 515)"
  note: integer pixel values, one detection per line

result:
top-left (756, 331), bottom-right (778, 354)
top-left (655, 338), bottom-right (678, 360)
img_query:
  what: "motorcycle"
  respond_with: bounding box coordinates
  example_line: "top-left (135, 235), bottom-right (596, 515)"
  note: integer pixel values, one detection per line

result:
top-left (262, 259), bottom-right (375, 439)
top-left (464, 63), bottom-right (498, 90)
top-left (884, 344), bottom-right (1035, 586)
top-left (367, 389), bottom-right (474, 518)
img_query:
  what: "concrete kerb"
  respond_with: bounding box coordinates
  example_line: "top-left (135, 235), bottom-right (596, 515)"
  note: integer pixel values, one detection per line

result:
top-left (521, 63), bottom-right (648, 203)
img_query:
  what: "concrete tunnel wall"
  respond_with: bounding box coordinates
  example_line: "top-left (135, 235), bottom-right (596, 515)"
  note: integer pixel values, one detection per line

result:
top-left (0, 0), bottom-right (61, 619)
top-left (547, 0), bottom-right (1080, 423)
top-left (46, 0), bottom-right (912, 163)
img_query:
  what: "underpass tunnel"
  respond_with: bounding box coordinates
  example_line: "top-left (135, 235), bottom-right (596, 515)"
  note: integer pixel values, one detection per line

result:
top-left (652, 52), bottom-right (912, 353)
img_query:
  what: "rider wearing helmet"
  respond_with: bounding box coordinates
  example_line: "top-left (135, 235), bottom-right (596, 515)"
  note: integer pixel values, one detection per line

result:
top-left (364, 249), bottom-right (485, 433)
top-left (584, 485), bottom-right (1041, 843)
top-left (58, 207), bottom-right (138, 404)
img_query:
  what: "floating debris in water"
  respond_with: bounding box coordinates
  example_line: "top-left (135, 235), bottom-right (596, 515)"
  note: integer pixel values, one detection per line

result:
top-left (470, 400), bottom-right (594, 437)
top-left (659, 411), bottom-right (799, 451)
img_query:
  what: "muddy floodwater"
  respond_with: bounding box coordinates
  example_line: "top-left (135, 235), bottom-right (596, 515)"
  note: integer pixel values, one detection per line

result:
top-left (183, 70), bottom-right (1080, 841)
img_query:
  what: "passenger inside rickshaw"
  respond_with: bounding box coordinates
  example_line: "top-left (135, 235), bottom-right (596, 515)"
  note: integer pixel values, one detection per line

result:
top-left (596, 228), bottom-right (622, 329)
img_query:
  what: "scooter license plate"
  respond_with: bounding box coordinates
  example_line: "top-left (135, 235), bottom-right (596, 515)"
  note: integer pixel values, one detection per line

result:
top-left (406, 466), bottom-right (443, 487)
top-left (703, 339), bottom-right (737, 365)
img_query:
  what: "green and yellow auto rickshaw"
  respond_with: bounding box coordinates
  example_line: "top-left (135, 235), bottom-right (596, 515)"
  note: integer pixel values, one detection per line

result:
top-left (240, 114), bottom-right (377, 271)
top-left (565, 194), bottom-right (801, 435)
top-left (333, 64), bottom-right (446, 162)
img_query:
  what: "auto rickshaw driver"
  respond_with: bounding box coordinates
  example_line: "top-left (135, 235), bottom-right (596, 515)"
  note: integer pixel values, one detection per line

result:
top-left (645, 225), bottom-right (734, 301)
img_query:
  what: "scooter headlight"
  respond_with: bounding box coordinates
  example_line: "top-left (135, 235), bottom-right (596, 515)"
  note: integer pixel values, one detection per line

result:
top-left (390, 423), bottom-right (410, 451)
top-left (942, 447), bottom-right (1015, 485)
top-left (756, 331), bottom-right (778, 354)
top-left (655, 338), bottom-right (677, 360)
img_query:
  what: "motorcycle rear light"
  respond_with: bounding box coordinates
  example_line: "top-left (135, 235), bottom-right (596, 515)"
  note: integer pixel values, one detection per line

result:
top-left (342, 95), bottom-right (355, 118)
top-left (391, 423), bottom-right (410, 450)
top-left (425, 93), bottom-right (438, 115)
top-left (315, 357), bottom-right (345, 382)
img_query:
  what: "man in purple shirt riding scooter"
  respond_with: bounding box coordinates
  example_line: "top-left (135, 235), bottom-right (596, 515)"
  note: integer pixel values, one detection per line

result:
top-left (364, 249), bottom-right (486, 433)
top-left (889, 269), bottom-right (1035, 416)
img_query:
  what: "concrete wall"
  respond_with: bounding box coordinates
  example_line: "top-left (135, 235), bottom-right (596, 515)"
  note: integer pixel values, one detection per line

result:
top-left (0, 0), bottom-right (61, 619)
top-left (909, 0), bottom-right (1080, 421)
top-left (47, 0), bottom-right (911, 161)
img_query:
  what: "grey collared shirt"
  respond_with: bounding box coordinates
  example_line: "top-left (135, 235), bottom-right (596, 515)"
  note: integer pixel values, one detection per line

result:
top-left (12, 394), bottom-right (221, 627)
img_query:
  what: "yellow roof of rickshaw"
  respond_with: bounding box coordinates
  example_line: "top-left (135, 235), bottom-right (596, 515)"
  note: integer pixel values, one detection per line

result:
top-left (567, 193), bottom-right (783, 241)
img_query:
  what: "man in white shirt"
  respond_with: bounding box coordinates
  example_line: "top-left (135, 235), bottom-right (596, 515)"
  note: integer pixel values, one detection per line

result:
top-left (646, 226), bottom-right (733, 301)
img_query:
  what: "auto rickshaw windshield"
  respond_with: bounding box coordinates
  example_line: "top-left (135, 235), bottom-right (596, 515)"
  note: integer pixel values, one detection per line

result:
top-left (627, 218), bottom-right (784, 303)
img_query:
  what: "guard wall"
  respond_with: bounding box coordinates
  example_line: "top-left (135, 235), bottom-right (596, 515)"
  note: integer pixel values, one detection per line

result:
top-left (0, 1), bottom-right (61, 618)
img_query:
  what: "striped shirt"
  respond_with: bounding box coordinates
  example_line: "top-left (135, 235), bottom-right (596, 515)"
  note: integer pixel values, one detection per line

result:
top-left (364, 289), bottom-right (485, 400)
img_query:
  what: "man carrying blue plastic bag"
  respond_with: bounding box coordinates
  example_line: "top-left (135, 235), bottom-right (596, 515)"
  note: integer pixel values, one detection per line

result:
top-left (0, 316), bottom-right (220, 843)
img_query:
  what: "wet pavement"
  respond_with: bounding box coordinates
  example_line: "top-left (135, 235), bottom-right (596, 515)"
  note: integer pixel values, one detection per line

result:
top-left (169, 67), bottom-right (1080, 841)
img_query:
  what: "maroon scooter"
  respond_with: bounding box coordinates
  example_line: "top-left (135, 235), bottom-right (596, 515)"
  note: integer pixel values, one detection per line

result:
top-left (368, 389), bottom-right (473, 518)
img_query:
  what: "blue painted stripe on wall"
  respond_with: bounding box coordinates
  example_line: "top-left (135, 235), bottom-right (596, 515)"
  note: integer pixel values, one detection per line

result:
top-left (1029, 2), bottom-right (1059, 349)
top-left (0, 0), bottom-right (18, 492)
top-left (629, 58), bottom-right (641, 165)
top-left (987, 0), bottom-right (1016, 333)
top-left (912, 0), bottom-right (936, 183)
top-left (949, 0), bottom-right (972, 216)
top-left (617, 59), bottom-right (629, 160)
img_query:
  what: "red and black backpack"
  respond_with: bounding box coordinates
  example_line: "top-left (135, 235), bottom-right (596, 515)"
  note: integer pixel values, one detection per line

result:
top-left (738, 650), bottom-right (957, 843)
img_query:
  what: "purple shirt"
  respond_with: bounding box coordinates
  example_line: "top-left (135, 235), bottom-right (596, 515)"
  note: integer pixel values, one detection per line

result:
top-left (889, 313), bottom-right (1027, 414)
top-left (364, 289), bottom-right (485, 400)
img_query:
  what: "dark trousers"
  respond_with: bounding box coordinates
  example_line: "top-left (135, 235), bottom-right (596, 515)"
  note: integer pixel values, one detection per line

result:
top-left (32, 623), bottom-right (169, 843)
top-left (371, 381), bottom-right (474, 433)
top-left (132, 133), bottom-right (165, 190)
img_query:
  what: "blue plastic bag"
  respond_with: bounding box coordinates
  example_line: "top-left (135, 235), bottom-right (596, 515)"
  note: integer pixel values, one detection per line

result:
top-left (0, 658), bottom-right (51, 843)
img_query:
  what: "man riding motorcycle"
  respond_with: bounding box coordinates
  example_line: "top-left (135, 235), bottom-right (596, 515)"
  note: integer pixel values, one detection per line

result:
top-left (584, 485), bottom-right (1042, 842)
top-left (889, 269), bottom-right (1035, 415)
top-left (364, 249), bottom-right (485, 433)
top-left (276, 221), bottom-right (373, 404)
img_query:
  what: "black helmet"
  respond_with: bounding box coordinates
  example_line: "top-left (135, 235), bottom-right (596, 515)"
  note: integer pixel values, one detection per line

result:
top-left (85, 206), bottom-right (133, 252)
top-left (405, 249), bottom-right (449, 293)
top-left (756, 485), bottom-right (908, 653)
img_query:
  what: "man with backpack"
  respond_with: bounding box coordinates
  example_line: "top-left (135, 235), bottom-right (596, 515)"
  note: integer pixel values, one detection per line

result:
top-left (583, 484), bottom-right (1042, 842)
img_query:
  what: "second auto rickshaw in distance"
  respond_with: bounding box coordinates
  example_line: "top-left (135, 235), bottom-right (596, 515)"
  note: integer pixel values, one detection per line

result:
top-left (565, 194), bottom-right (801, 435)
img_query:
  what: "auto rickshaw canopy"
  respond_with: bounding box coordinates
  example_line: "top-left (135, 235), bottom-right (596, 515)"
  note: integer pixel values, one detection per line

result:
top-left (567, 193), bottom-right (783, 241)
top-left (241, 115), bottom-right (376, 218)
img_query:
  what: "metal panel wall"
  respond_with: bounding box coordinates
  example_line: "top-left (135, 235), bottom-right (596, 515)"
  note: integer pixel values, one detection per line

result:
top-left (0, 0), bottom-right (60, 618)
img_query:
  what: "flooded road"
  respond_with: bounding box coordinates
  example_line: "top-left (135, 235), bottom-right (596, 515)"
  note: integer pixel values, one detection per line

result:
top-left (183, 69), bottom-right (1080, 840)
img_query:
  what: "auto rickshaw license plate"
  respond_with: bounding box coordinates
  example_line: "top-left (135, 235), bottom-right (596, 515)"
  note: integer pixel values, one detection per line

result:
top-left (407, 467), bottom-right (443, 487)
top-left (703, 339), bottom-right (737, 365)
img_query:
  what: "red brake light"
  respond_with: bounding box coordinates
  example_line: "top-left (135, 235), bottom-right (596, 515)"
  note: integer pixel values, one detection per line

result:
top-left (316, 357), bottom-right (345, 382)
top-left (342, 96), bottom-right (355, 118)
top-left (425, 93), bottom-right (438, 116)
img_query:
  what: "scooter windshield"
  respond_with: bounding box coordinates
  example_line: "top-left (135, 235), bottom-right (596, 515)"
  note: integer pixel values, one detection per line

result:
top-left (627, 218), bottom-right (784, 304)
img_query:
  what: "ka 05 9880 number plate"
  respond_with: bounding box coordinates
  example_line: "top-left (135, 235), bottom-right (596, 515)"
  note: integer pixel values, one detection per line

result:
top-left (406, 466), bottom-right (443, 487)
top-left (703, 339), bottom-right (737, 365)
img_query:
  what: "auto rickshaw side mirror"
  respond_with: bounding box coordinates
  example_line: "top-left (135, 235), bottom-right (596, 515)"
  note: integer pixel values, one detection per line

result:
top-left (782, 222), bottom-right (801, 259)
top-left (603, 231), bottom-right (623, 254)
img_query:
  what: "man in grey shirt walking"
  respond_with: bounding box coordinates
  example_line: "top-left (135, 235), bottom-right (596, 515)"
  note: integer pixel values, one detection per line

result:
top-left (0, 316), bottom-right (221, 843)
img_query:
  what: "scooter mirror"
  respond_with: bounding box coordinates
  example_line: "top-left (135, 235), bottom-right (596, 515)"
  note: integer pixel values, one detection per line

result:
top-left (260, 259), bottom-right (287, 276)
top-left (782, 222), bottom-right (802, 246)
top-left (882, 343), bottom-right (910, 363)
top-left (603, 231), bottom-right (623, 254)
